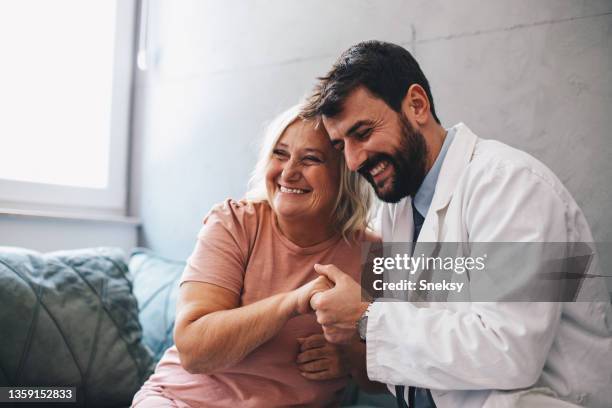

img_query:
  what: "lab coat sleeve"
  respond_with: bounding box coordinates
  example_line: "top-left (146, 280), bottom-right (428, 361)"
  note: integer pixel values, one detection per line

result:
top-left (366, 160), bottom-right (567, 390)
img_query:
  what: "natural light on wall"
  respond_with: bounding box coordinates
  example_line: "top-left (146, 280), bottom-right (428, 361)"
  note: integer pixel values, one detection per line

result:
top-left (0, 0), bottom-right (117, 189)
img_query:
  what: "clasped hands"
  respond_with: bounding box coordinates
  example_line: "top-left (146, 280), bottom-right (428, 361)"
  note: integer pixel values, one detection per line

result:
top-left (292, 264), bottom-right (369, 381)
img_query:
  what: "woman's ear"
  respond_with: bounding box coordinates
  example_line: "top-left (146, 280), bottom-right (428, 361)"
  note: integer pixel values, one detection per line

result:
top-left (401, 84), bottom-right (430, 126)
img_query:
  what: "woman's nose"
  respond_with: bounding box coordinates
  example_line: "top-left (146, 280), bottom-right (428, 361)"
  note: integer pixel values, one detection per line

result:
top-left (280, 158), bottom-right (301, 181)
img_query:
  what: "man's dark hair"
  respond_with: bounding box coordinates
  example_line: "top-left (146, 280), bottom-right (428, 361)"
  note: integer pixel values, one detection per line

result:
top-left (302, 40), bottom-right (440, 124)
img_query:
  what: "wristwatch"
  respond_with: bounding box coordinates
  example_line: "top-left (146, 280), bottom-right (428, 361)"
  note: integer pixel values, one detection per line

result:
top-left (358, 302), bottom-right (373, 341)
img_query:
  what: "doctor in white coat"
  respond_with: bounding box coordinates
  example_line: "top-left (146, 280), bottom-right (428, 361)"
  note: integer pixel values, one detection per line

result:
top-left (302, 41), bottom-right (612, 408)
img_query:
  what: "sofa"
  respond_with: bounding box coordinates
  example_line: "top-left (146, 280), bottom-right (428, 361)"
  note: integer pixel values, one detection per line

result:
top-left (0, 246), bottom-right (394, 407)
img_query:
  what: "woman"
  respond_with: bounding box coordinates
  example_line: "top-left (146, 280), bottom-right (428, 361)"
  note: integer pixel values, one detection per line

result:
top-left (132, 105), bottom-right (379, 407)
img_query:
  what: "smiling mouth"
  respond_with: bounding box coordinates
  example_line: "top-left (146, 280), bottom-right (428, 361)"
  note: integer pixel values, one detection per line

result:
top-left (369, 160), bottom-right (390, 177)
top-left (278, 185), bottom-right (311, 194)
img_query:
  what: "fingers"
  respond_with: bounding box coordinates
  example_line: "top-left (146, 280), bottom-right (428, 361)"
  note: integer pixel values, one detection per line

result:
top-left (294, 277), bottom-right (330, 315)
top-left (313, 275), bottom-right (334, 290)
top-left (297, 334), bottom-right (326, 351)
top-left (297, 349), bottom-right (323, 364)
top-left (307, 277), bottom-right (331, 304)
top-left (314, 263), bottom-right (344, 282)
top-left (296, 332), bottom-right (347, 381)
top-left (321, 325), bottom-right (355, 345)
top-left (297, 339), bottom-right (332, 363)
top-left (298, 359), bottom-right (347, 381)
top-left (309, 266), bottom-right (344, 311)
top-left (310, 291), bottom-right (324, 311)
top-left (300, 370), bottom-right (336, 381)
top-left (297, 358), bottom-right (329, 373)
top-left (308, 276), bottom-right (332, 298)
top-left (311, 275), bottom-right (329, 287)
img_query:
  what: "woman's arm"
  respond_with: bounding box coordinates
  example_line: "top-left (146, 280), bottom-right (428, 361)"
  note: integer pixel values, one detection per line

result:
top-left (174, 277), bottom-right (330, 374)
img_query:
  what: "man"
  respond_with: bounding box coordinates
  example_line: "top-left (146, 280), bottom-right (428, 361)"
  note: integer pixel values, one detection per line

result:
top-left (301, 41), bottom-right (612, 407)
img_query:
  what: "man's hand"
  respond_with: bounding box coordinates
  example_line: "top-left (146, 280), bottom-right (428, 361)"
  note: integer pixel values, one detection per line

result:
top-left (292, 275), bottom-right (333, 315)
top-left (296, 334), bottom-right (349, 380)
top-left (310, 264), bottom-right (369, 344)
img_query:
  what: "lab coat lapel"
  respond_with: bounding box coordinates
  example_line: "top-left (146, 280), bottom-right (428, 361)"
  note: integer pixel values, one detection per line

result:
top-left (418, 123), bottom-right (479, 243)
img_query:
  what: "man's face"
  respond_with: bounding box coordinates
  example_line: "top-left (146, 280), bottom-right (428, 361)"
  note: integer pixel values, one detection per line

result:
top-left (322, 86), bottom-right (428, 203)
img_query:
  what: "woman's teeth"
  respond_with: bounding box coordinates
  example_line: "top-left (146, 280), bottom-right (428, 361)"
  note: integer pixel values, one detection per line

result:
top-left (279, 186), bottom-right (307, 194)
top-left (370, 161), bottom-right (389, 177)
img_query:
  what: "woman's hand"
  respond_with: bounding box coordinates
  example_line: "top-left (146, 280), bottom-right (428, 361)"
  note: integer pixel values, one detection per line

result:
top-left (296, 334), bottom-right (350, 380)
top-left (292, 276), bottom-right (333, 315)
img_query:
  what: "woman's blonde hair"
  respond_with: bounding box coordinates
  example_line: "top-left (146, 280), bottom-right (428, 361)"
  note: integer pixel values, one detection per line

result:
top-left (245, 104), bottom-right (372, 240)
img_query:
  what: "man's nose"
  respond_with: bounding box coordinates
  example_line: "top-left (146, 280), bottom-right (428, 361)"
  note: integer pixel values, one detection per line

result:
top-left (344, 143), bottom-right (367, 172)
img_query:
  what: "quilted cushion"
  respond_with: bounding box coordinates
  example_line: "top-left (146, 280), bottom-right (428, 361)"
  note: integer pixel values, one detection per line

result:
top-left (0, 247), bottom-right (155, 407)
top-left (130, 248), bottom-right (183, 362)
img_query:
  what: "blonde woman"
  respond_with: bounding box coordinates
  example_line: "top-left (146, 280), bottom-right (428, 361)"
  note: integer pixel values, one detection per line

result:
top-left (132, 105), bottom-right (382, 407)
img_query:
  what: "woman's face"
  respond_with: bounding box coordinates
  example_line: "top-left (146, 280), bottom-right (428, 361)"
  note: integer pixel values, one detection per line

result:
top-left (266, 120), bottom-right (341, 224)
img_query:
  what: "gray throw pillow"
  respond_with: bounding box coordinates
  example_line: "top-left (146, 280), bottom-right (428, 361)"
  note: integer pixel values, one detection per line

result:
top-left (0, 247), bottom-right (155, 407)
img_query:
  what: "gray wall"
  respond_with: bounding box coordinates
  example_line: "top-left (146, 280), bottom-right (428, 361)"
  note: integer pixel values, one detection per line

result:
top-left (131, 0), bottom-right (612, 264)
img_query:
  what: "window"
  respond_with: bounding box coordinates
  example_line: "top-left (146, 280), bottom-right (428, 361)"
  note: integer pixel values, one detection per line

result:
top-left (0, 0), bottom-right (137, 216)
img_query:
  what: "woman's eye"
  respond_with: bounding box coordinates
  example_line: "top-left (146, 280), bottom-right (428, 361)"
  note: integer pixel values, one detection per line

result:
top-left (272, 149), bottom-right (289, 159)
top-left (303, 156), bottom-right (323, 164)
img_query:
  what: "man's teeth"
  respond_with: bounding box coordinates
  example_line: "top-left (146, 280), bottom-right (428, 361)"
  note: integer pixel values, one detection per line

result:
top-left (280, 186), bottom-right (307, 194)
top-left (370, 161), bottom-right (389, 177)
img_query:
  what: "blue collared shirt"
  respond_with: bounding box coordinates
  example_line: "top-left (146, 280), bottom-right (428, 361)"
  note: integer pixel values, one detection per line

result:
top-left (408, 127), bottom-right (456, 407)
top-left (412, 126), bottom-right (456, 219)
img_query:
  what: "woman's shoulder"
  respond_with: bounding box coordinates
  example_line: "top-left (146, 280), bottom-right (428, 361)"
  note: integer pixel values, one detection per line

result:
top-left (203, 198), bottom-right (271, 232)
top-left (349, 228), bottom-right (382, 244)
top-left (362, 228), bottom-right (382, 243)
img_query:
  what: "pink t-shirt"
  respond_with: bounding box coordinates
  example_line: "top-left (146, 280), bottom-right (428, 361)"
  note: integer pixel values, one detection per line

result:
top-left (139, 199), bottom-right (367, 407)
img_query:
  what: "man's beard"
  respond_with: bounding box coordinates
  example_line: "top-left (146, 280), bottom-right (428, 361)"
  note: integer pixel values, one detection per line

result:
top-left (358, 113), bottom-right (428, 203)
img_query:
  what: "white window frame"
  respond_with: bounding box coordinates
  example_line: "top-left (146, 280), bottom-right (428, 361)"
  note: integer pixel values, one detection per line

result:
top-left (0, 0), bottom-right (137, 217)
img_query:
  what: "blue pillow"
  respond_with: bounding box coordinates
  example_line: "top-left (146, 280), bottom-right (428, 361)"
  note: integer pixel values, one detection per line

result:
top-left (0, 246), bottom-right (155, 407)
top-left (130, 248), bottom-right (184, 363)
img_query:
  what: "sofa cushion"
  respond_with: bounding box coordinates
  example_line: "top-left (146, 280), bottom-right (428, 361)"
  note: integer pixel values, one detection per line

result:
top-left (0, 247), bottom-right (155, 407)
top-left (130, 248), bottom-right (183, 363)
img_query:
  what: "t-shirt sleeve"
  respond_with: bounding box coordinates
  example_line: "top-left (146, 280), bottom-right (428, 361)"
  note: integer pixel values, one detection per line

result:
top-left (180, 199), bottom-right (256, 295)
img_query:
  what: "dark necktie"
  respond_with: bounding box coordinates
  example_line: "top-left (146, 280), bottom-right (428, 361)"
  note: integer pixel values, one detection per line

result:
top-left (395, 385), bottom-right (413, 408)
top-left (395, 203), bottom-right (436, 408)
top-left (412, 203), bottom-right (425, 243)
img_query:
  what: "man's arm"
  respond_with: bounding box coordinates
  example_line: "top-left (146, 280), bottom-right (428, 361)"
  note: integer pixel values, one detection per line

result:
top-left (311, 163), bottom-right (568, 390)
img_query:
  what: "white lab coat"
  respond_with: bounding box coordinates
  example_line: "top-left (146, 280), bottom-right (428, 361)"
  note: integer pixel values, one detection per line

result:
top-left (367, 123), bottom-right (612, 407)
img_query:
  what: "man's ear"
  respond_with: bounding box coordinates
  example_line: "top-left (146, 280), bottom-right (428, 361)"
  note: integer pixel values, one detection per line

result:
top-left (401, 84), bottom-right (430, 126)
